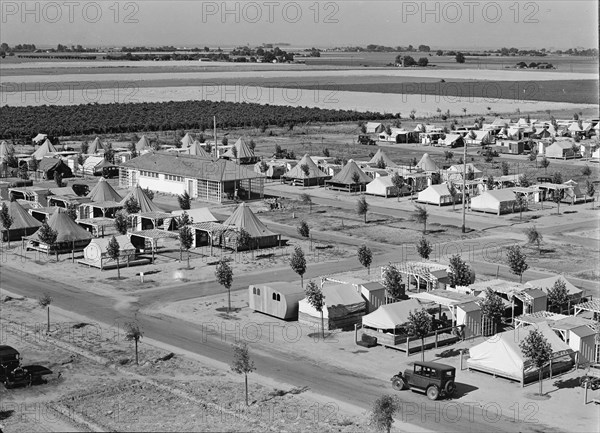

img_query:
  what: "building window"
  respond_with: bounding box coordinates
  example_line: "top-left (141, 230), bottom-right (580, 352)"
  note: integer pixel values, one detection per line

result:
top-left (256, 288), bottom-right (260, 295)
top-left (140, 170), bottom-right (158, 178)
top-left (166, 174), bottom-right (183, 182)
top-left (276, 294), bottom-right (281, 302)
top-left (252, 287), bottom-right (256, 295)
top-left (272, 293), bottom-right (277, 301)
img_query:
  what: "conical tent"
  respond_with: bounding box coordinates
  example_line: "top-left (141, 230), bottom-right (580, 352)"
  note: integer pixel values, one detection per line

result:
top-left (416, 153), bottom-right (439, 172)
top-left (29, 208), bottom-right (93, 243)
top-left (328, 159), bottom-right (372, 185)
top-left (284, 154), bottom-right (329, 180)
top-left (120, 184), bottom-right (164, 212)
top-left (223, 202), bottom-right (276, 238)
top-left (222, 137), bottom-right (256, 160)
top-left (87, 137), bottom-right (103, 154)
top-left (0, 201), bottom-right (42, 232)
top-left (181, 133), bottom-right (194, 148)
top-left (87, 177), bottom-right (123, 202)
top-left (32, 139), bottom-right (58, 160)
top-left (0, 141), bottom-right (14, 162)
top-left (136, 136), bottom-right (151, 152)
top-left (368, 149), bottom-right (397, 168)
top-left (188, 141), bottom-right (211, 158)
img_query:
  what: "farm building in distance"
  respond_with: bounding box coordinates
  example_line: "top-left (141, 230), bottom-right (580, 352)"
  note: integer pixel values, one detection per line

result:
top-left (119, 152), bottom-right (265, 203)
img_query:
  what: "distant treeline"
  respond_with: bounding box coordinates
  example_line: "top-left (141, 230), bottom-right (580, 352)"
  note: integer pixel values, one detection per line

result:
top-left (16, 54), bottom-right (97, 60)
top-left (0, 100), bottom-right (397, 139)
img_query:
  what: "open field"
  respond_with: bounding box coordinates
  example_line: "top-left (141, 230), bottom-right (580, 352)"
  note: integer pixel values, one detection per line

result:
top-left (0, 294), bottom-right (366, 432)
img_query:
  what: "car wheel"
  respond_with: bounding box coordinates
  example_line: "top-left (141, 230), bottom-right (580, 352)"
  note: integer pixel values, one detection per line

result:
top-left (444, 380), bottom-right (456, 396)
top-left (392, 378), bottom-right (406, 391)
top-left (426, 385), bottom-right (439, 401)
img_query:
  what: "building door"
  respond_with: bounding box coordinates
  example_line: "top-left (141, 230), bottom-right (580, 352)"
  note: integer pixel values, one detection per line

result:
top-left (188, 180), bottom-right (194, 197)
top-left (130, 171), bottom-right (137, 188)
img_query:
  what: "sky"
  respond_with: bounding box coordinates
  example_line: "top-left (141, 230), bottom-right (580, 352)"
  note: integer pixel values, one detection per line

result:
top-left (1, 1), bottom-right (598, 50)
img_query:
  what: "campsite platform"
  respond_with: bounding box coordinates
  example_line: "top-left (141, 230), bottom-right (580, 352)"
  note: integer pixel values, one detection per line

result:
top-left (382, 331), bottom-right (460, 354)
top-left (77, 258), bottom-right (151, 270)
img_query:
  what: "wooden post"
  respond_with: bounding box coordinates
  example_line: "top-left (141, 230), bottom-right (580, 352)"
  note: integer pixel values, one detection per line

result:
top-left (406, 337), bottom-right (410, 358)
top-left (435, 330), bottom-right (438, 348)
top-left (460, 349), bottom-right (463, 370)
top-left (584, 380), bottom-right (588, 404)
top-left (549, 358), bottom-right (553, 379)
top-left (354, 324), bottom-right (358, 345)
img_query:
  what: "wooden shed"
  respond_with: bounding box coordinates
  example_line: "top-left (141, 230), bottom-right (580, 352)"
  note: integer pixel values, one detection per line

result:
top-left (248, 282), bottom-right (305, 320)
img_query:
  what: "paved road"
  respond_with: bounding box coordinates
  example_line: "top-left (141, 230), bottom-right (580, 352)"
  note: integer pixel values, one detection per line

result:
top-left (0, 268), bottom-right (559, 433)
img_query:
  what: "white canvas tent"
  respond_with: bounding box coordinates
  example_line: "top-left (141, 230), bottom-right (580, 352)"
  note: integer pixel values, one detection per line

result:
top-left (368, 149), bottom-right (397, 168)
top-left (417, 184), bottom-right (453, 206)
top-left (467, 323), bottom-right (574, 383)
top-left (82, 156), bottom-right (105, 175)
top-left (362, 299), bottom-right (425, 330)
top-left (366, 176), bottom-right (398, 198)
top-left (32, 139), bottom-right (57, 160)
top-left (470, 188), bottom-right (523, 215)
top-left (299, 283), bottom-right (366, 331)
top-left (416, 153), bottom-right (439, 172)
top-left (172, 208), bottom-right (218, 224)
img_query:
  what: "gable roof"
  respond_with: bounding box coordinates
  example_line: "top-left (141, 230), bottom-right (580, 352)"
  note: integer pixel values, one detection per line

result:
top-left (328, 159), bottom-right (372, 185)
top-left (119, 184), bottom-right (164, 213)
top-left (0, 201), bottom-right (42, 231)
top-left (121, 152), bottom-right (264, 182)
top-left (223, 203), bottom-right (277, 238)
top-left (525, 275), bottom-right (583, 296)
top-left (32, 139), bottom-right (57, 160)
top-left (283, 154), bottom-right (329, 179)
top-left (416, 153), bottom-right (439, 172)
top-left (87, 178), bottom-right (123, 202)
top-left (38, 158), bottom-right (65, 171)
top-left (448, 163), bottom-right (482, 174)
top-left (481, 188), bottom-right (518, 202)
top-left (29, 208), bottom-right (93, 243)
top-left (440, 134), bottom-right (464, 145)
top-left (172, 208), bottom-right (218, 223)
top-left (362, 299), bottom-right (426, 329)
top-left (368, 149), bottom-right (397, 168)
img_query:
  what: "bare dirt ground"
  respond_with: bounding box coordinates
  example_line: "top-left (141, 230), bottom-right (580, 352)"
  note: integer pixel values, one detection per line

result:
top-left (151, 280), bottom-right (600, 433)
top-left (0, 292), bottom-right (369, 433)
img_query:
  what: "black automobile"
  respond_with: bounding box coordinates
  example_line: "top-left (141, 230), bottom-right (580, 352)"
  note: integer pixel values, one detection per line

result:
top-left (391, 361), bottom-right (456, 400)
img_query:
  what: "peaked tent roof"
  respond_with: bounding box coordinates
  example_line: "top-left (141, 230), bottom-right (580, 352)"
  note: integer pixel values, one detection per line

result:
top-left (0, 201), bottom-right (42, 231)
top-left (0, 141), bottom-right (14, 161)
top-left (87, 177), bottom-right (123, 202)
top-left (119, 184), bottom-right (164, 213)
top-left (329, 159), bottom-right (372, 185)
top-left (467, 323), bottom-right (572, 380)
top-left (222, 137), bottom-right (256, 159)
top-left (284, 154), bottom-right (329, 179)
top-left (29, 208), bottom-right (93, 243)
top-left (135, 135), bottom-right (151, 152)
top-left (525, 275), bottom-right (583, 296)
top-left (32, 139), bottom-right (58, 160)
top-left (362, 299), bottom-right (426, 329)
top-left (223, 202), bottom-right (277, 238)
top-left (368, 149), bottom-right (397, 168)
top-left (416, 153), bottom-right (439, 172)
top-left (87, 137), bottom-right (103, 154)
top-left (180, 133), bottom-right (194, 148)
top-left (187, 141), bottom-right (211, 158)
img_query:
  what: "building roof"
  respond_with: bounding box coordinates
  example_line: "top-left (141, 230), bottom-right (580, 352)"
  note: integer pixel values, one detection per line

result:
top-left (368, 149), bottom-right (397, 168)
top-left (136, 135), bottom-right (151, 151)
top-left (87, 235), bottom-right (136, 253)
top-left (120, 184), bottom-right (164, 213)
top-left (87, 137), bottom-right (103, 154)
top-left (409, 289), bottom-right (477, 307)
top-left (172, 208), bottom-right (218, 223)
top-left (525, 275), bottom-right (583, 296)
top-left (223, 202), bottom-right (277, 238)
top-left (87, 178), bottom-right (123, 202)
top-left (180, 133), bottom-right (194, 148)
top-left (222, 137), bottom-right (256, 159)
top-left (283, 154), bottom-right (329, 179)
top-left (448, 163), bottom-right (482, 174)
top-left (186, 142), bottom-right (211, 158)
top-left (416, 153), bottom-right (439, 172)
top-left (38, 158), bottom-right (65, 172)
top-left (440, 134), bottom-right (463, 145)
top-left (121, 152), bottom-right (264, 182)
top-left (328, 159), bottom-right (372, 185)
top-left (0, 201), bottom-right (42, 231)
top-left (29, 208), bottom-right (93, 243)
top-left (362, 298), bottom-right (427, 329)
top-left (128, 229), bottom-right (179, 240)
top-left (478, 188), bottom-right (518, 202)
top-left (32, 139), bottom-right (58, 160)
top-left (254, 282), bottom-right (305, 297)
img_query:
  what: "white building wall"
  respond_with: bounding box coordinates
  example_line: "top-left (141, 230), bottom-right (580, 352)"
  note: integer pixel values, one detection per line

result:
top-left (137, 173), bottom-right (189, 196)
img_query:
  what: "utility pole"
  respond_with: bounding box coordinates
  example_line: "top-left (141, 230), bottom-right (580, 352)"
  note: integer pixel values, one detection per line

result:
top-left (213, 116), bottom-right (218, 159)
top-left (461, 140), bottom-right (467, 233)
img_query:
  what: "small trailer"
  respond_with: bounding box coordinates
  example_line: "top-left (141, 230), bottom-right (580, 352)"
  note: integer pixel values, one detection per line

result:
top-left (0, 345), bottom-right (52, 388)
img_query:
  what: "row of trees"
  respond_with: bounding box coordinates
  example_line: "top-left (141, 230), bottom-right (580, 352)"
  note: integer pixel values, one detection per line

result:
top-left (0, 100), bottom-right (397, 139)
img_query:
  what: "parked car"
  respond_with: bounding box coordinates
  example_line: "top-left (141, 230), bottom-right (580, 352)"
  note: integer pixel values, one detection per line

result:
top-left (391, 361), bottom-right (456, 400)
top-left (357, 135), bottom-right (376, 146)
top-left (0, 345), bottom-right (52, 389)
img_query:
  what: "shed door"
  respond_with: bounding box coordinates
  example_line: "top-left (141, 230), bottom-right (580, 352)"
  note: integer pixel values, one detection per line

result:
top-left (188, 180), bottom-right (194, 196)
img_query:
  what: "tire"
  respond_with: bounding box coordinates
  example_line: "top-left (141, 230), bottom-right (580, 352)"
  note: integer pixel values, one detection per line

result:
top-left (444, 380), bottom-right (456, 396)
top-left (426, 385), bottom-right (439, 401)
top-left (392, 378), bottom-right (406, 391)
